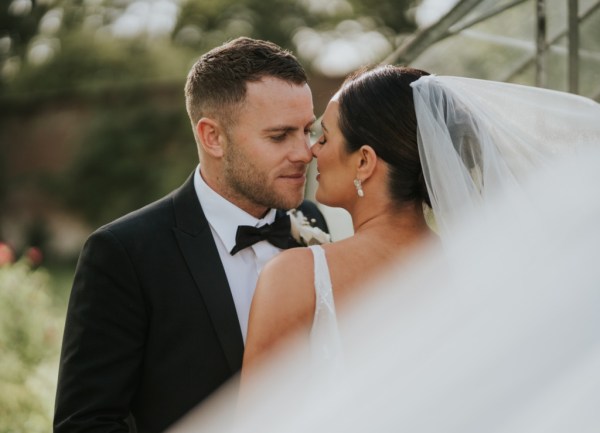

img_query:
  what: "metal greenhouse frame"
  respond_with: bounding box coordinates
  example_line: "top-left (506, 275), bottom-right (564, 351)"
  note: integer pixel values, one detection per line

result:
top-left (384, 0), bottom-right (600, 100)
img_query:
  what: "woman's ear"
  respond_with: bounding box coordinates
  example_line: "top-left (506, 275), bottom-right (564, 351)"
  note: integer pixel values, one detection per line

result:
top-left (355, 145), bottom-right (378, 181)
top-left (196, 118), bottom-right (225, 158)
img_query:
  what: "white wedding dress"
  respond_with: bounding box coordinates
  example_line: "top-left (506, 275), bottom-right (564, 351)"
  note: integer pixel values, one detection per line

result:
top-left (308, 245), bottom-right (344, 370)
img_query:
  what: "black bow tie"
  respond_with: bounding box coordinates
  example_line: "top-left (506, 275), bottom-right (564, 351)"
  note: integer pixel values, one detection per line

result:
top-left (230, 215), bottom-right (291, 255)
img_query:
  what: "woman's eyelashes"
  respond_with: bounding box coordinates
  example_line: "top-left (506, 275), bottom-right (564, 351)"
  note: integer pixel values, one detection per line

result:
top-left (317, 135), bottom-right (327, 145)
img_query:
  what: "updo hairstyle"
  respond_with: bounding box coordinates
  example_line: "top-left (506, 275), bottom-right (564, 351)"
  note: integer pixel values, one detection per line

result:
top-left (337, 65), bottom-right (431, 207)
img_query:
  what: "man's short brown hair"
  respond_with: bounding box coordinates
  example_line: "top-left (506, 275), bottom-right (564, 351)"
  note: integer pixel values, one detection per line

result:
top-left (184, 37), bottom-right (308, 128)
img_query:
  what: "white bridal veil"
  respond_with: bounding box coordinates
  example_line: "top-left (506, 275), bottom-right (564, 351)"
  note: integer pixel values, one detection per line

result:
top-left (169, 78), bottom-right (600, 433)
top-left (411, 75), bottom-right (600, 235)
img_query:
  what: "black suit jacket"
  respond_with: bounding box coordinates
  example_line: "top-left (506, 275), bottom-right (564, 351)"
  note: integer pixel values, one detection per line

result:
top-left (54, 172), bottom-right (328, 433)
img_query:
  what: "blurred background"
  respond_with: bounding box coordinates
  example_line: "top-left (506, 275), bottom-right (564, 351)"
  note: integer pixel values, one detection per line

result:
top-left (1, 0), bottom-right (599, 430)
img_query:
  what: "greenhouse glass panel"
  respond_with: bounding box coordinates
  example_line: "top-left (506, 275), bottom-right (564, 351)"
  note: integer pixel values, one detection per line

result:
top-left (394, 0), bottom-right (600, 100)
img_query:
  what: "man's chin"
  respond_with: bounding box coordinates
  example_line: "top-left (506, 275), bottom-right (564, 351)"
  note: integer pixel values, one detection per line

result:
top-left (276, 191), bottom-right (304, 210)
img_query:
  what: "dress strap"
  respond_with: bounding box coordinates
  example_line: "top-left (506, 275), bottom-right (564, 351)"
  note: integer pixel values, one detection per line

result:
top-left (308, 245), bottom-right (343, 368)
top-left (309, 245), bottom-right (334, 309)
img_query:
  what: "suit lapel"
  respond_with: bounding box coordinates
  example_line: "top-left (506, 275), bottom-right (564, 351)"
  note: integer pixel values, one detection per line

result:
top-left (172, 173), bottom-right (244, 373)
top-left (275, 210), bottom-right (302, 249)
top-left (277, 202), bottom-right (330, 249)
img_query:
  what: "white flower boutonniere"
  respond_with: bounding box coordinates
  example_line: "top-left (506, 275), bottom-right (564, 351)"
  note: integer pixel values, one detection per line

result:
top-left (287, 209), bottom-right (331, 246)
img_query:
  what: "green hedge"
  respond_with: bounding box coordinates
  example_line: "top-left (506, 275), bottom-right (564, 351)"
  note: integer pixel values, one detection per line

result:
top-left (0, 261), bottom-right (63, 433)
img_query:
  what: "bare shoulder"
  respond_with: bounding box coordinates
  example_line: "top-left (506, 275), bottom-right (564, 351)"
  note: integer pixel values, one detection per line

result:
top-left (259, 247), bottom-right (315, 287)
top-left (244, 247), bottom-right (316, 366)
top-left (241, 247), bottom-right (318, 395)
top-left (252, 247), bottom-right (315, 317)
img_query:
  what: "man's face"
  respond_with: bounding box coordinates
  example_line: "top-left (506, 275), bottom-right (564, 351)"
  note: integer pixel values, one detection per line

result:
top-left (221, 77), bottom-right (315, 217)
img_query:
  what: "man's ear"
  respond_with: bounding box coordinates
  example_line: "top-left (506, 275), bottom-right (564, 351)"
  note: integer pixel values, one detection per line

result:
top-left (196, 118), bottom-right (225, 158)
top-left (355, 145), bottom-right (378, 181)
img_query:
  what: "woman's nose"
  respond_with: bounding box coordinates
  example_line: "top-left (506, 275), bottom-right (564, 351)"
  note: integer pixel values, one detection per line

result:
top-left (310, 140), bottom-right (320, 158)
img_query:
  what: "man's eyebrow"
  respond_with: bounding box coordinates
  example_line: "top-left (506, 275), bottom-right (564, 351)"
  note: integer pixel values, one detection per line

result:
top-left (264, 117), bottom-right (317, 133)
top-left (263, 126), bottom-right (297, 133)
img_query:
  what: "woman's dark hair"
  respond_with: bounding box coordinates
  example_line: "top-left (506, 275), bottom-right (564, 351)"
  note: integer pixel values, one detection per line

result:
top-left (337, 65), bottom-right (431, 207)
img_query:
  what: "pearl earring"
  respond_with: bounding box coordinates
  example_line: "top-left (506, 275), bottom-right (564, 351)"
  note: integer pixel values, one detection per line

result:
top-left (354, 179), bottom-right (364, 197)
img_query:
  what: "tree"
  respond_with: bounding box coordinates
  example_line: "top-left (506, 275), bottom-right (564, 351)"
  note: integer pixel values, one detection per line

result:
top-left (56, 102), bottom-right (195, 226)
top-left (2, 0), bottom-right (419, 228)
top-left (174, 0), bottom-right (416, 74)
top-left (2, 0), bottom-right (419, 95)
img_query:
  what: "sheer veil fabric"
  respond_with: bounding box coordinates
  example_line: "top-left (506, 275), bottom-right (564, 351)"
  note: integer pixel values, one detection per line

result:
top-left (169, 79), bottom-right (600, 433)
top-left (411, 75), bottom-right (600, 235)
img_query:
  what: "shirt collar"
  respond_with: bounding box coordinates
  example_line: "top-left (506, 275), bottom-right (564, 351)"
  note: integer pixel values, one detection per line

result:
top-left (194, 166), bottom-right (277, 253)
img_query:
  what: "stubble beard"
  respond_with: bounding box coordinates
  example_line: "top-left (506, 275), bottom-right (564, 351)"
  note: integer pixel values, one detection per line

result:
top-left (223, 137), bottom-right (305, 211)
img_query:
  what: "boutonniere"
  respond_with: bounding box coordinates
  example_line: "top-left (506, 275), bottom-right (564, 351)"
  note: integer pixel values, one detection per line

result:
top-left (287, 209), bottom-right (331, 246)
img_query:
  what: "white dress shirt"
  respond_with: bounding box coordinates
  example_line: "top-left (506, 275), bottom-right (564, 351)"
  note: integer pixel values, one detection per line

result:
top-left (194, 166), bottom-right (283, 343)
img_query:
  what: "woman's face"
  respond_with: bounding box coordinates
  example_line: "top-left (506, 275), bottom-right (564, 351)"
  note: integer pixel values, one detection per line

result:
top-left (311, 98), bottom-right (357, 208)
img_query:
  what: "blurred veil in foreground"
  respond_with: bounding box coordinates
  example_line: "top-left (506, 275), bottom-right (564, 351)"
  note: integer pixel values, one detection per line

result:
top-left (169, 102), bottom-right (600, 432)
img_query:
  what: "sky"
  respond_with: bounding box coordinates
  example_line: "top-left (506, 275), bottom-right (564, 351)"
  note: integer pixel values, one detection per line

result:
top-left (416, 0), bottom-right (458, 26)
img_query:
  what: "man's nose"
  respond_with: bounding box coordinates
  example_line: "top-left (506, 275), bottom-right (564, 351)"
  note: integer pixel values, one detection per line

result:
top-left (290, 135), bottom-right (313, 163)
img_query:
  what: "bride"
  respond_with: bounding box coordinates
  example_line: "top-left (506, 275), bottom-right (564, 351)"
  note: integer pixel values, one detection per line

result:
top-left (240, 64), bottom-right (600, 381)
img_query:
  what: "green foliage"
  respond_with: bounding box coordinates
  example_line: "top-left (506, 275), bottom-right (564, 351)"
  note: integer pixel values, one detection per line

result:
top-left (58, 103), bottom-right (196, 226)
top-left (8, 31), bottom-right (189, 96)
top-left (2, 0), bottom-right (420, 231)
top-left (0, 141), bottom-right (6, 206)
top-left (0, 261), bottom-right (62, 433)
top-left (0, 0), bottom-right (52, 58)
top-left (347, 0), bottom-right (416, 34)
top-left (174, 0), bottom-right (415, 53)
top-left (16, 37), bottom-right (151, 93)
top-left (175, 0), bottom-right (312, 52)
top-left (1, 0), bottom-right (421, 100)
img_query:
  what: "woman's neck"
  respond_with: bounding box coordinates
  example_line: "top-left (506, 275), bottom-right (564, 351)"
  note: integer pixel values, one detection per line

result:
top-left (324, 200), bottom-right (434, 301)
top-left (353, 201), bottom-right (429, 237)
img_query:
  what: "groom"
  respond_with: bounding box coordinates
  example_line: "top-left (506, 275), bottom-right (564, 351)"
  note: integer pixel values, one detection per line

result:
top-left (54, 37), bottom-right (328, 433)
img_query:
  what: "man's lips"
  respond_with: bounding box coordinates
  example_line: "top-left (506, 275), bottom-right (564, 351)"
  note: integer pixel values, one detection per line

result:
top-left (280, 171), bottom-right (306, 179)
top-left (279, 172), bottom-right (306, 184)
